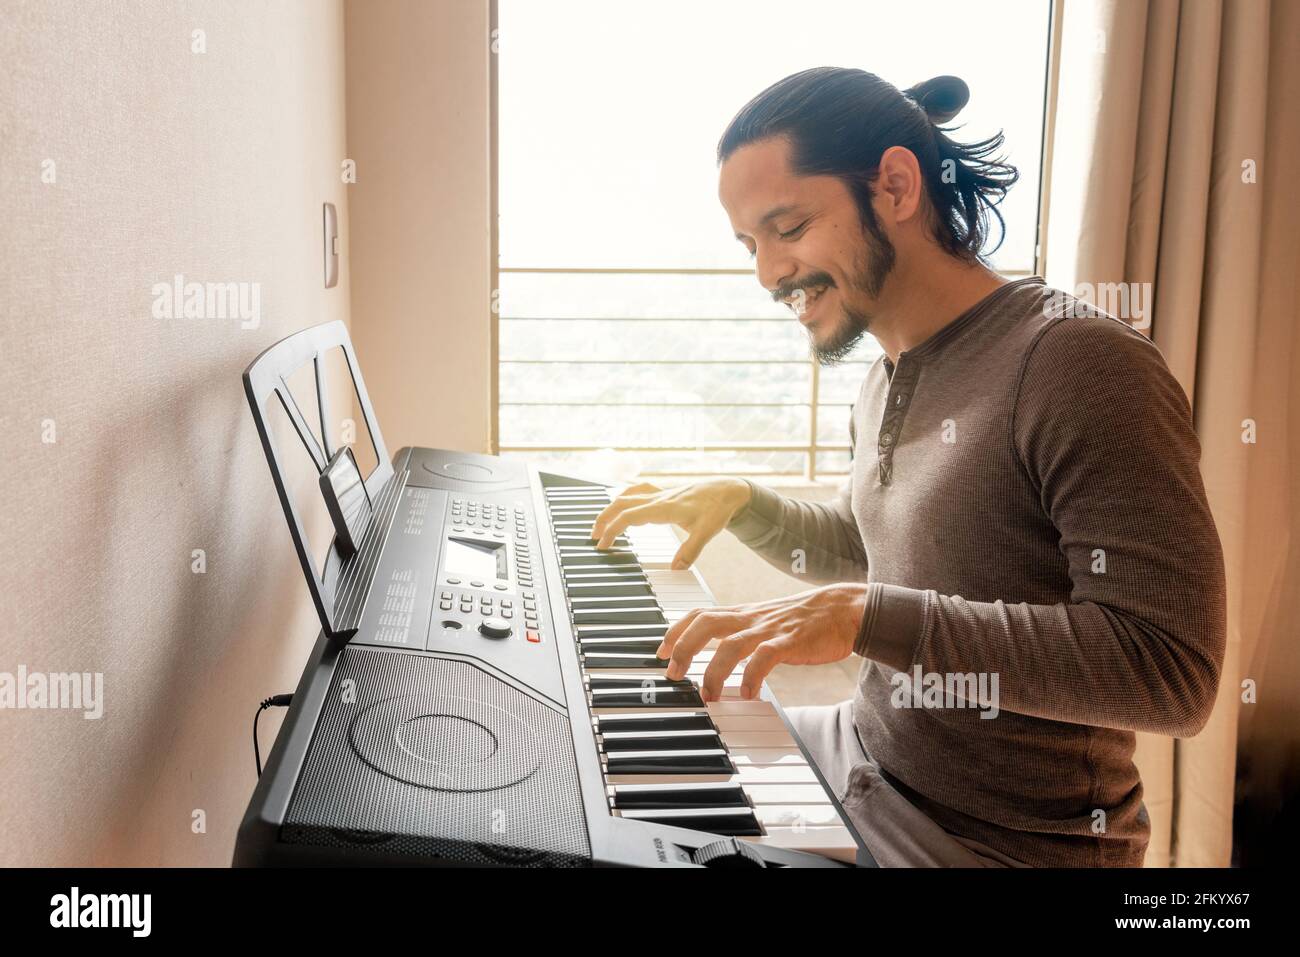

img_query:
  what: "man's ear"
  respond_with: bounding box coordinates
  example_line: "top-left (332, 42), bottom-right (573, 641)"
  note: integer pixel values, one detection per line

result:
top-left (874, 146), bottom-right (924, 226)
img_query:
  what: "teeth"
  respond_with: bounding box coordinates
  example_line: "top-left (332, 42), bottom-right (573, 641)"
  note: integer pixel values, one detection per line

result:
top-left (789, 286), bottom-right (827, 315)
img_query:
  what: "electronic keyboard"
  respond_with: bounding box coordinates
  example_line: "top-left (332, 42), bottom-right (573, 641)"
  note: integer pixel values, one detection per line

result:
top-left (234, 321), bottom-right (872, 868)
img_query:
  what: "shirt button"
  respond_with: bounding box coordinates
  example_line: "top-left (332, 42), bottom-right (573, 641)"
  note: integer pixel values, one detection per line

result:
top-left (880, 433), bottom-right (894, 447)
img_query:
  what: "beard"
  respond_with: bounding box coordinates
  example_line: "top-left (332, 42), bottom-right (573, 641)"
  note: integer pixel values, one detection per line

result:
top-left (775, 212), bottom-right (896, 366)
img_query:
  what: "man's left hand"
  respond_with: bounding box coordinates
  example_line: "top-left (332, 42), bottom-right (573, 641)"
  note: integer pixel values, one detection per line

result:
top-left (656, 584), bottom-right (867, 701)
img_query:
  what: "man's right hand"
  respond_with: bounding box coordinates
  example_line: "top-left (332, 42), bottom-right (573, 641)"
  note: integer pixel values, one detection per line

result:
top-left (590, 479), bottom-right (753, 570)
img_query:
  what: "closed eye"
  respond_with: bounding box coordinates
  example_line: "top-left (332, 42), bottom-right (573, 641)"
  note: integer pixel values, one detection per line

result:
top-left (778, 220), bottom-right (811, 240)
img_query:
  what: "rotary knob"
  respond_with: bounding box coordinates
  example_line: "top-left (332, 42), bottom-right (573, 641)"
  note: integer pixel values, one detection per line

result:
top-left (478, 617), bottom-right (512, 639)
top-left (691, 837), bottom-right (767, 869)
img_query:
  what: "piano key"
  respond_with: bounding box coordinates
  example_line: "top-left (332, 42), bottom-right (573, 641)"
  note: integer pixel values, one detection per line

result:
top-left (583, 654), bottom-right (670, 670)
top-left (561, 552), bottom-right (640, 567)
top-left (743, 828), bottom-right (859, 863)
top-left (710, 713), bottom-right (791, 732)
top-left (565, 582), bottom-right (655, 598)
top-left (614, 807), bottom-right (762, 837)
top-left (599, 730), bottom-right (722, 751)
top-left (589, 687), bottom-right (705, 709)
top-left (721, 747), bottom-right (809, 766)
top-left (604, 765), bottom-right (822, 787)
top-left (589, 674), bottom-right (696, 688)
top-left (752, 804), bottom-right (845, 828)
top-left (604, 750), bottom-right (734, 774)
top-left (562, 573), bottom-right (651, 587)
top-left (595, 712), bottom-right (715, 733)
top-left (610, 783), bottom-right (750, 809)
top-left (569, 595), bottom-right (663, 609)
top-left (572, 608), bottom-right (666, 625)
top-left (730, 783), bottom-right (834, 805)
top-left (575, 624), bottom-right (669, 638)
top-left (579, 636), bottom-right (664, 651)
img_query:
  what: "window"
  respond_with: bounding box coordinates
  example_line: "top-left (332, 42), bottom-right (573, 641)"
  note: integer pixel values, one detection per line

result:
top-left (495, 0), bottom-right (1052, 480)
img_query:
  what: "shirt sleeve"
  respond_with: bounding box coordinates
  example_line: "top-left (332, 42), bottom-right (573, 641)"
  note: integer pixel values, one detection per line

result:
top-left (725, 405), bottom-right (870, 586)
top-left (854, 316), bottom-right (1226, 737)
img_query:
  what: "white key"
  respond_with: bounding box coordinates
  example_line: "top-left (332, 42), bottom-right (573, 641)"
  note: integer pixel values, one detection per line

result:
top-left (753, 804), bottom-right (845, 828)
top-left (743, 828), bottom-right (860, 864)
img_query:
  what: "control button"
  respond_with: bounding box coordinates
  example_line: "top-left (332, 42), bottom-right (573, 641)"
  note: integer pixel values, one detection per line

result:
top-left (441, 620), bottom-right (462, 630)
top-left (472, 529), bottom-right (486, 536)
top-left (447, 578), bottom-right (461, 585)
top-left (523, 592), bottom-right (535, 600)
top-left (502, 609), bottom-right (513, 619)
top-left (470, 581), bottom-right (485, 588)
top-left (493, 583), bottom-right (508, 591)
top-left (526, 630), bottom-right (541, 644)
top-left (501, 599), bottom-right (512, 607)
top-left (453, 526), bottom-right (466, 533)
top-left (440, 591), bottom-right (451, 600)
top-left (478, 618), bottom-right (512, 639)
top-left (524, 600), bottom-right (537, 610)
top-left (439, 601), bottom-right (452, 611)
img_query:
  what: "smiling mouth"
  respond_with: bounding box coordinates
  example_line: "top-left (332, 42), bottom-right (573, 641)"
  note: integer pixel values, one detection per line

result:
top-left (787, 285), bottom-right (830, 318)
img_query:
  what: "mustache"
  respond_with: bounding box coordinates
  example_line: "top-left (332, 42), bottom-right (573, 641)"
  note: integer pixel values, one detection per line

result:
top-left (772, 272), bottom-right (836, 304)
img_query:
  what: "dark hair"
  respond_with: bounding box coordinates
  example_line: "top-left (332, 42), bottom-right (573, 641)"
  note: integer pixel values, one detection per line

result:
top-left (717, 68), bottom-right (1019, 262)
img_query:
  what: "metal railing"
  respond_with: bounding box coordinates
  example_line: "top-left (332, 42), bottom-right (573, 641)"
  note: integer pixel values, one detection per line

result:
top-left (494, 266), bottom-right (1033, 480)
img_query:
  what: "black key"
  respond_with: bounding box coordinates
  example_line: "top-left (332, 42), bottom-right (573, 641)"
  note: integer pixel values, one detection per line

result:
top-left (591, 674), bottom-right (694, 687)
top-left (573, 608), bottom-right (666, 625)
top-left (583, 653), bottom-right (669, 670)
top-left (596, 713), bottom-right (715, 733)
top-left (566, 582), bottom-right (654, 598)
top-left (590, 687), bottom-right (704, 708)
top-left (616, 807), bottom-right (761, 836)
top-left (570, 598), bottom-right (662, 612)
top-left (612, 784), bottom-right (749, 809)
top-left (576, 624), bottom-right (669, 638)
top-left (579, 638), bottom-right (665, 654)
top-left (600, 730), bottom-right (722, 751)
top-left (604, 750), bottom-right (734, 774)
top-left (556, 536), bottom-right (627, 548)
top-left (561, 552), bottom-right (640, 567)
top-left (563, 573), bottom-right (651, 587)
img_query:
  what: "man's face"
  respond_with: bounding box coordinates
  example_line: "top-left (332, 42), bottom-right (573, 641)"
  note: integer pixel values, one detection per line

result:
top-left (719, 136), bottom-right (894, 363)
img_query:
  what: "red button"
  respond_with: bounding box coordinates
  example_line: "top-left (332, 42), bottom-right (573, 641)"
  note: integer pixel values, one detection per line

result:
top-left (525, 630), bottom-right (541, 643)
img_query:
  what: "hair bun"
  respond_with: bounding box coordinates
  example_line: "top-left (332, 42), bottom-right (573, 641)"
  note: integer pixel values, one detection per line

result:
top-left (905, 75), bottom-right (970, 124)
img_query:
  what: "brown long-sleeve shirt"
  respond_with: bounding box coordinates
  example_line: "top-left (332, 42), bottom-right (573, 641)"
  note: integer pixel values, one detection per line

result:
top-left (726, 276), bottom-right (1226, 867)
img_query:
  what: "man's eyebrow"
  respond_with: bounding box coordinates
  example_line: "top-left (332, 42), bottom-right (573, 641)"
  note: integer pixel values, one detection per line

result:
top-left (734, 204), bottom-right (802, 241)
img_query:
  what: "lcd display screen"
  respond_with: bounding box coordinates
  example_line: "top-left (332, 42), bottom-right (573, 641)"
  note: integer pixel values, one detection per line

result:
top-left (444, 537), bottom-right (504, 580)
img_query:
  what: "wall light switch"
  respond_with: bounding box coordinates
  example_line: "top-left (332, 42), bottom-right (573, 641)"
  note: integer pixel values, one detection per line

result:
top-left (323, 202), bottom-right (339, 288)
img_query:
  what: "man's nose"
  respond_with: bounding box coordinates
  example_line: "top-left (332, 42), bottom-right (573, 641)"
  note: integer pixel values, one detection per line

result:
top-left (754, 244), bottom-right (796, 297)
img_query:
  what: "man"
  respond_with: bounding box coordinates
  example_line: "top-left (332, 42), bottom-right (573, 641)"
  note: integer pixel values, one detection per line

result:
top-left (591, 68), bottom-right (1226, 867)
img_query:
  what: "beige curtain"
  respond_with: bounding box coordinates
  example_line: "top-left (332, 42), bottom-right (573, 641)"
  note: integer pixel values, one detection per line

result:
top-left (1042, 0), bottom-right (1300, 866)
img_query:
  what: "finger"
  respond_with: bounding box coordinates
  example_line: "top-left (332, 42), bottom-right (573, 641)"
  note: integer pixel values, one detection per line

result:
top-left (740, 636), bottom-right (793, 699)
top-left (657, 607), bottom-right (704, 659)
top-left (591, 494), bottom-right (648, 541)
top-left (670, 519), bottom-right (725, 570)
top-left (665, 610), bottom-right (733, 681)
top-left (620, 481), bottom-right (660, 495)
top-left (700, 631), bottom-right (764, 702)
top-left (595, 502), bottom-right (669, 550)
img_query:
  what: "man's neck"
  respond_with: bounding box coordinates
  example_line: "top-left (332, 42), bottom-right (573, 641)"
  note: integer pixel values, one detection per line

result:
top-left (869, 249), bottom-right (1009, 363)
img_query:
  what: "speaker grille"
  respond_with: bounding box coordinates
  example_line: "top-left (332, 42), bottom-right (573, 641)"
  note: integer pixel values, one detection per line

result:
top-left (283, 647), bottom-right (591, 867)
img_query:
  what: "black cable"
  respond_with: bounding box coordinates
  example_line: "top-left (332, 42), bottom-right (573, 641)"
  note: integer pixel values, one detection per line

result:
top-left (254, 694), bottom-right (294, 778)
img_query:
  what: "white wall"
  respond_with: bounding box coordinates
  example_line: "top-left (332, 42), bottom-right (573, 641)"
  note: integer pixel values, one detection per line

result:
top-left (0, 0), bottom-right (352, 865)
top-left (344, 0), bottom-right (494, 456)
